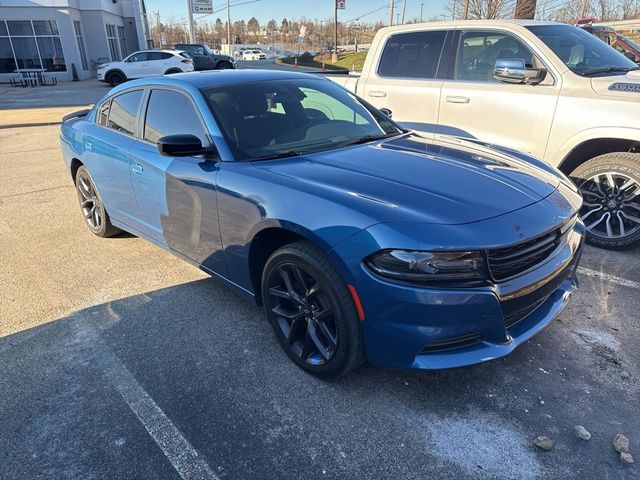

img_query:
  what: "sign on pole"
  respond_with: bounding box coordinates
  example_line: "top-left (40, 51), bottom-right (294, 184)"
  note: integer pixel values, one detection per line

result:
top-left (299, 25), bottom-right (307, 37)
top-left (192, 0), bottom-right (213, 14)
top-left (337, 0), bottom-right (346, 9)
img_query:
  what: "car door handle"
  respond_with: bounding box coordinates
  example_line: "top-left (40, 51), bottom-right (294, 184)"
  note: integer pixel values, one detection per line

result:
top-left (368, 90), bottom-right (387, 98)
top-left (132, 163), bottom-right (143, 175)
top-left (446, 95), bottom-right (470, 104)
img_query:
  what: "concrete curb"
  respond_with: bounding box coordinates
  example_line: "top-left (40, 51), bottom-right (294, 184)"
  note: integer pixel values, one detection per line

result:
top-left (0, 121), bottom-right (62, 130)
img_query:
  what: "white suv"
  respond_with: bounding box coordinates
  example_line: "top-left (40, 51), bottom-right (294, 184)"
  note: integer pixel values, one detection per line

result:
top-left (242, 49), bottom-right (267, 61)
top-left (97, 50), bottom-right (194, 86)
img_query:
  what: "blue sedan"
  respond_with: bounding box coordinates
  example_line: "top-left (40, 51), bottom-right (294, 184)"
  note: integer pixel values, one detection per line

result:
top-left (60, 70), bottom-right (585, 378)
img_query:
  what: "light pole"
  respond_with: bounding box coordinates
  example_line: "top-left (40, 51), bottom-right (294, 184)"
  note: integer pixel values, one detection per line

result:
top-left (227, 0), bottom-right (232, 56)
top-left (333, 0), bottom-right (338, 62)
top-left (401, 0), bottom-right (407, 24)
top-left (320, 20), bottom-right (324, 51)
top-left (186, 0), bottom-right (196, 42)
top-left (389, 0), bottom-right (395, 26)
top-left (420, 2), bottom-right (424, 22)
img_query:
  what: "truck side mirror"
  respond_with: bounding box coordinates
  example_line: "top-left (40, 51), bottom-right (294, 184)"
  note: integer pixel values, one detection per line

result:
top-left (494, 58), bottom-right (546, 85)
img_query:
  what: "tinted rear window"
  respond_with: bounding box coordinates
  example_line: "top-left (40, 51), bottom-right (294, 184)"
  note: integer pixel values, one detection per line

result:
top-left (378, 30), bottom-right (447, 79)
top-left (106, 89), bottom-right (143, 135)
top-left (144, 89), bottom-right (207, 145)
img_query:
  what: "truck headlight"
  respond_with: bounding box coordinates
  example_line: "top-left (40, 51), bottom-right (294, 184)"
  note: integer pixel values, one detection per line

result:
top-left (366, 250), bottom-right (487, 285)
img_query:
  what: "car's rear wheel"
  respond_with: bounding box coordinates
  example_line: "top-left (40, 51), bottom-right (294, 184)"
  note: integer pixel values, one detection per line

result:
top-left (262, 241), bottom-right (365, 378)
top-left (570, 152), bottom-right (640, 250)
top-left (106, 71), bottom-right (125, 87)
top-left (216, 61), bottom-right (232, 70)
top-left (75, 166), bottom-right (121, 238)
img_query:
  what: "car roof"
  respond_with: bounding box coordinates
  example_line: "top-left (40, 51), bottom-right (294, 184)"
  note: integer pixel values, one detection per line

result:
top-left (120, 69), bottom-right (324, 90)
top-left (378, 19), bottom-right (566, 34)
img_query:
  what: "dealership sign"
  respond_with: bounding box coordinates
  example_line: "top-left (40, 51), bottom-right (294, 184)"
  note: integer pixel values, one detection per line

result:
top-left (337, 0), bottom-right (346, 9)
top-left (192, 0), bottom-right (213, 14)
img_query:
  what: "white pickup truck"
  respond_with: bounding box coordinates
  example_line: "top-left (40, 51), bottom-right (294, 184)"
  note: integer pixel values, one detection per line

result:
top-left (328, 20), bottom-right (640, 250)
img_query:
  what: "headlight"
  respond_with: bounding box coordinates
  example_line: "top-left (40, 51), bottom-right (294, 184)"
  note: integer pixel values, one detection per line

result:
top-left (366, 250), bottom-right (487, 285)
top-left (97, 65), bottom-right (107, 70)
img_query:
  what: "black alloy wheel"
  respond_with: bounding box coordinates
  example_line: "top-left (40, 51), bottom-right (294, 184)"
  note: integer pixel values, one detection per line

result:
top-left (75, 166), bottom-right (121, 237)
top-left (262, 241), bottom-right (365, 378)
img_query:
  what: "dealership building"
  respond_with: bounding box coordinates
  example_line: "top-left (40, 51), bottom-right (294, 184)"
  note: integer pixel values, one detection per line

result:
top-left (0, 0), bottom-right (152, 82)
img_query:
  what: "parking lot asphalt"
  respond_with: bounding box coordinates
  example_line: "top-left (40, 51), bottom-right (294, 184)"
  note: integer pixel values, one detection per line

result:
top-left (1, 125), bottom-right (639, 480)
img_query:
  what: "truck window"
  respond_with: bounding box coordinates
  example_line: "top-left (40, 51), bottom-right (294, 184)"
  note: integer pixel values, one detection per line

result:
top-left (377, 30), bottom-right (446, 79)
top-left (455, 31), bottom-right (535, 82)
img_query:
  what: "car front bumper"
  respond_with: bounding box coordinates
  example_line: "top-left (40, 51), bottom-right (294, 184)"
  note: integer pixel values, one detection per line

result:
top-left (332, 214), bottom-right (585, 371)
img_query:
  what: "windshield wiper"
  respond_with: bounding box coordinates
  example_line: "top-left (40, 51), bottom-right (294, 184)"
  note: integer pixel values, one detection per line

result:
top-left (580, 66), bottom-right (640, 76)
top-left (338, 133), bottom-right (401, 147)
top-left (252, 150), bottom-right (304, 161)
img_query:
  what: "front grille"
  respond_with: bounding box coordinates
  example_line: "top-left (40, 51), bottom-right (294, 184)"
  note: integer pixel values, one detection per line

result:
top-left (419, 332), bottom-right (482, 354)
top-left (503, 296), bottom-right (548, 327)
top-left (487, 226), bottom-right (567, 282)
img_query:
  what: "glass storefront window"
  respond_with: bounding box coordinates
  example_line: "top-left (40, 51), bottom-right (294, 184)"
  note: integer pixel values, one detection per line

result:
top-left (0, 19), bottom-right (66, 72)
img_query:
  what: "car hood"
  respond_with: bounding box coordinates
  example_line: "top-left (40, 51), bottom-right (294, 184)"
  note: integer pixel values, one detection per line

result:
top-left (258, 134), bottom-right (561, 225)
top-left (590, 70), bottom-right (640, 99)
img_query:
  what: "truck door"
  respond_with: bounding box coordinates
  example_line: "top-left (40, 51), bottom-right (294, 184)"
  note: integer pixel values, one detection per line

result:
top-left (437, 29), bottom-right (560, 159)
top-left (360, 29), bottom-right (449, 138)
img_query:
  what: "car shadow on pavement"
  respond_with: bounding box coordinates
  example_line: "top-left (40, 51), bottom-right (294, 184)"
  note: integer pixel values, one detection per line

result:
top-left (1, 276), bottom-right (637, 480)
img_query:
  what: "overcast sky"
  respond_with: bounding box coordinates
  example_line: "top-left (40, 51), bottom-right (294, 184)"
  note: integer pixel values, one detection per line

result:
top-left (146, 0), bottom-right (450, 26)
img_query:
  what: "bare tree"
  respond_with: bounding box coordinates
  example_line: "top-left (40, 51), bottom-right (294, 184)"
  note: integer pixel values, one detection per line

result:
top-left (447, 0), bottom-right (514, 19)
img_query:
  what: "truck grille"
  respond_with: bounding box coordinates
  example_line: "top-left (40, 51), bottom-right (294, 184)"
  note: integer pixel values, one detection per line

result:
top-left (487, 227), bottom-right (566, 282)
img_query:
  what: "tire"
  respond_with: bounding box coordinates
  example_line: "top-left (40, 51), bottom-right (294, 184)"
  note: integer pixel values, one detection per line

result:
top-left (216, 61), bottom-right (232, 70)
top-left (261, 241), bottom-right (366, 378)
top-left (106, 71), bottom-right (125, 87)
top-left (75, 166), bottom-right (121, 238)
top-left (164, 69), bottom-right (181, 75)
top-left (570, 152), bottom-right (640, 250)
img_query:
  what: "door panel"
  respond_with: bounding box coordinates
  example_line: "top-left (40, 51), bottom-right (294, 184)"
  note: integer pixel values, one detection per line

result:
top-left (82, 91), bottom-right (143, 224)
top-left (129, 88), bottom-right (225, 274)
top-left (438, 29), bottom-right (560, 158)
top-left (124, 51), bottom-right (150, 78)
top-left (361, 29), bottom-right (448, 137)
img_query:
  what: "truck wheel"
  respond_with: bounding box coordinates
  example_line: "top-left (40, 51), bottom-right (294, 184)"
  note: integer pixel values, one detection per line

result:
top-left (570, 152), bottom-right (640, 250)
top-left (216, 61), bottom-right (233, 70)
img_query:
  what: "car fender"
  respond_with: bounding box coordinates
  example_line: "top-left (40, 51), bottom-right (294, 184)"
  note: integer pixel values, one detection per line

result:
top-left (550, 126), bottom-right (640, 167)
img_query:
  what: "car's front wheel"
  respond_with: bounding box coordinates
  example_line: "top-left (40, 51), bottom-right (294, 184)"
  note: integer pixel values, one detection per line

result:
top-left (75, 166), bottom-right (121, 238)
top-left (571, 152), bottom-right (640, 250)
top-left (262, 241), bottom-right (365, 378)
top-left (106, 71), bottom-right (125, 87)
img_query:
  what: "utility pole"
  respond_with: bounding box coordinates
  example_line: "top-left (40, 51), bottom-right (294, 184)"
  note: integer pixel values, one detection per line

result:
top-left (320, 20), bottom-right (324, 51)
top-left (153, 10), bottom-right (162, 47)
top-left (420, 2), bottom-right (424, 22)
top-left (463, 0), bottom-right (469, 19)
top-left (186, 0), bottom-right (196, 42)
top-left (227, 0), bottom-right (232, 56)
top-left (389, 0), bottom-right (395, 26)
top-left (579, 0), bottom-right (589, 18)
top-left (396, 12), bottom-right (400, 24)
top-left (401, 0), bottom-right (407, 24)
top-left (333, 0), bottom-right (338, 62)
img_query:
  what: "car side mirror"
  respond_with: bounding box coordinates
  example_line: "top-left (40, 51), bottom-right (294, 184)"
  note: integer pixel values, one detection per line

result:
top-left (379, 108), bottom-right (392, 118)
top-left (157, 134), bottom-right (213, 157)
top-left (494, 58), bottom-right (546, 85)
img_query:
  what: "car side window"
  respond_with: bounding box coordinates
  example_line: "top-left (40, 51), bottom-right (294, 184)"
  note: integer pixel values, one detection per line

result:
top-left (147, 51), bottom-right (164, 61)
top-left (105, 90), bottom-right (143, 136)
top-left (144, 89), bottom-right (208, 145)
top-left (97, 100), bottom-right (111, 126)
top-left (377, 30), bottom-right (447, 79)
top-left (127, 52), bottom-right (148, 62)
top-left (455, 30), bottom-right (536, 82)
top-left (160, 52), bottom-right (173, 60)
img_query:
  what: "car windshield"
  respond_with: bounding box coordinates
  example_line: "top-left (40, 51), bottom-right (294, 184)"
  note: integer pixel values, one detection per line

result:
top-left (528, 25), bottom-right (637, 75)
top-left (201, 78), bottom-right (402, 161)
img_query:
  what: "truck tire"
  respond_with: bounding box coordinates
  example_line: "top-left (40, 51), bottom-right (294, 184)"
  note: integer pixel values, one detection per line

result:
top-left (570, 152), bottom-right (640, 250)
top-left (216, 61), bottom-right (233, 69)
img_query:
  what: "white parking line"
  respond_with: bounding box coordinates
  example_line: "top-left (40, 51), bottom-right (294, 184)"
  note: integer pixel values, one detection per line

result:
top-left (577, 267), bottom-right (640, 290)
top-left (78, 317), bottom-right (219, 480)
